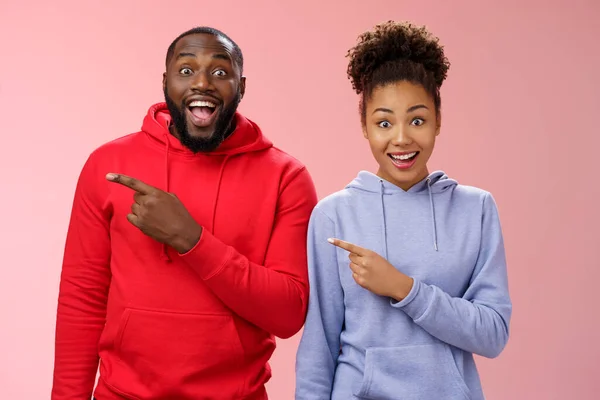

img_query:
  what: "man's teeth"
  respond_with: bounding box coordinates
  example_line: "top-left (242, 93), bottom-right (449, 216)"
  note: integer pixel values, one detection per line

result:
top-left (391, 152), bottom-right (417, 160)
top-left (189, 100), bottom-right (216, 108)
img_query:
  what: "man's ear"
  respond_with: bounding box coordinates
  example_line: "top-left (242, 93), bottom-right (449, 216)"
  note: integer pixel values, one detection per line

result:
top-left (240, 76), bottom-right (246, 99)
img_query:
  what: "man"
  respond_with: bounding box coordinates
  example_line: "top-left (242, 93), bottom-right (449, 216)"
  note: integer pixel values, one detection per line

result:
top-left (52, 27), bottom-right (317, 400)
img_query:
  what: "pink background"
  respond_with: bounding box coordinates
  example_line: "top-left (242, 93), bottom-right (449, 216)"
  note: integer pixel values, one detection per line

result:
top-left (1, 0), bottom-right (598, 398)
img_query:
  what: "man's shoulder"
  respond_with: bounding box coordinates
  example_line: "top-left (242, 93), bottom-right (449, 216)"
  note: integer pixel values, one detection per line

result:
top-left (85, 131), bottom-right (144, 162)
top-left (252, 145), bottom-right (308, 175)
top-left (92, 131), bottom-right (143, 154)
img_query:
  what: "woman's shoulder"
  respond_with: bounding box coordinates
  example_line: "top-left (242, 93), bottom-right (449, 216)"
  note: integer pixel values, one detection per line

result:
top-left (313, 183), bottom-right (373, 221)
top-left (314, 188), bottom-right (353, 215)
top-left (450, 183), bottom-right (500, 216)
top-left (452, 183), bottom-right (493, 199)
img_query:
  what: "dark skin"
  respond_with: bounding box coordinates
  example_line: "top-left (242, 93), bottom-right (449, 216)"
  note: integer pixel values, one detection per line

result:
top-left (328, 238), bottom-right (414, 301)
top-left (328, 81), bottom-right (443, 301)
top-left (164, 33), bottom-right (246, 140)
top-left (106, 33), bottom-right (246, 253)
top-left (106, 173), bottom-right (202, 253)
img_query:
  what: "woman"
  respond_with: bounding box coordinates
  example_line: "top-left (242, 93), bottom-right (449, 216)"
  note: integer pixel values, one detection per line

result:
top-left (295, 21), bottom-right (511, 400)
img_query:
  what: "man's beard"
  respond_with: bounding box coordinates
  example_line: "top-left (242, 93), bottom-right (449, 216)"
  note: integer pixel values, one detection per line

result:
top-left (164, 86), bottom-right (241, 153)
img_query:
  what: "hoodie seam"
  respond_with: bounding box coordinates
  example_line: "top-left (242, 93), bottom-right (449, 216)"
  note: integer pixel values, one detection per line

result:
top-left (411, 284), bottom-right (437, 323)
top-left (278, 166), bottom-right (308, 195)
top-left (203, 246), bottom-right (235, 281)
top-left (271, 146), bottom-right (307, 165)
top-left (469, 192), bottom-right (491, 283)
top-left (312, 205), bottom-right (336, 225)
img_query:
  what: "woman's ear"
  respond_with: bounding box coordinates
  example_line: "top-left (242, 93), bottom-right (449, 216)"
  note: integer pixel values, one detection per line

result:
top-left (360, 97), bottom-right (369, 138)
top-left (435, 110), bottom-right (442, 136)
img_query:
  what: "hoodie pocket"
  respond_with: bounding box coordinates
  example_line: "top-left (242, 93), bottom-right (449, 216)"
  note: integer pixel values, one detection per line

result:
top-left (113, 308), bottom-right (245, 396)
top-left (355, 343), bottom-right (471, 400)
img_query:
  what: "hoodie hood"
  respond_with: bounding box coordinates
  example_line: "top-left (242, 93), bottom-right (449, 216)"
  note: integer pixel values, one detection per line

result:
top-left (142, 102), bottom-right (273, 156)
top-left (140, 103), bottom-right (273, 261)
top-left (346, 170), bottom-right (458, 252)
top-left (346, 170), bottom-right (458, 194)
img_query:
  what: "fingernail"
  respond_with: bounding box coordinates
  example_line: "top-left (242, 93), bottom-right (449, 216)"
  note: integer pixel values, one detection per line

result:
top-left (106, 173), bottom-right (117, 181)
top-left (327, 238), bottom-right (334, 244)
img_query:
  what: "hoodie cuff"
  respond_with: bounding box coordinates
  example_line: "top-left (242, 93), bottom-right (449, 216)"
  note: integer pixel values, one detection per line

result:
top-left (390, 279), bottom-right (431, 320)
top-left (179, 229), bottom-right (234, 280)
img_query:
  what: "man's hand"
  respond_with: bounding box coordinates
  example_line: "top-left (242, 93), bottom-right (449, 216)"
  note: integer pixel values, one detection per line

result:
top-left (328, 238), bottom-right (414, 302)
top-left (106, 173), bottom-right (202, 254)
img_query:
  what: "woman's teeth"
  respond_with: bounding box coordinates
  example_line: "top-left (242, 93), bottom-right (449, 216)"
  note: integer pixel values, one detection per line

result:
top-left (390, 152), bottom-right (417, 160)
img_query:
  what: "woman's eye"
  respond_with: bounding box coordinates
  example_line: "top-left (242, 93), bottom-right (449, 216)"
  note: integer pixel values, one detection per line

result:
top-left (214, 70), bottom-right (227, 77)
top-left (179, 67), bottom-right (193, 75)
top-left (411, 118), bottom-right (425, 126)
top-left (378, 121), bottom-right (391, 128)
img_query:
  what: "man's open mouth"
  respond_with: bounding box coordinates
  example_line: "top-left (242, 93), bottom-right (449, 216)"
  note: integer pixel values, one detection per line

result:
top-left (187, 100), bottom-right (218, 127)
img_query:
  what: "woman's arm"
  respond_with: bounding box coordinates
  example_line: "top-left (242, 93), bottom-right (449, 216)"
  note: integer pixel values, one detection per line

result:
top-left (392, 193), bottom-right (512, 358)
top-left (295, 207), bottom-right (345, 399)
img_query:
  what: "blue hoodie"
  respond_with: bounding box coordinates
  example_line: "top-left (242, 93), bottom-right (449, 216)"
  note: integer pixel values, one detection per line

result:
top-left (295, 171), bottom-right (511, 400)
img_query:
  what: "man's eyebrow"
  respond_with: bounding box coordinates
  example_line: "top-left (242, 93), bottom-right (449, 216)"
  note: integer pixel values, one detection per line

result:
top-left (212, 53), bottom-right (232, 62)
top-left (176, 52), bottom-right (196, 59)
top-left (176, 52), bottom-right (232, 63)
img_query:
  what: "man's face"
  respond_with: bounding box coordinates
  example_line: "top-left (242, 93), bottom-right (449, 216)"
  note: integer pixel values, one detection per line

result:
top-left (163, 33), bottom-right (246, 153)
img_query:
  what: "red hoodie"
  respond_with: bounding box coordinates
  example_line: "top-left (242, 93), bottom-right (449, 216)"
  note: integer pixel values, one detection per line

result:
top-left (52, 103), bottom-right (317, 400)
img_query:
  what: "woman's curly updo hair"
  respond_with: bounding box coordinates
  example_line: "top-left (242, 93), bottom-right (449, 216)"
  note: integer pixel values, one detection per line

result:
top-left (346, 21), bottom-right (451, 124)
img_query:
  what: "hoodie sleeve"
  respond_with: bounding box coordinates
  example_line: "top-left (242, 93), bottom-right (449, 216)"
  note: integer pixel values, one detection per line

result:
top-left (52, 154), bottom-right (111, 400)
top-left (179, 167), bottom-right (317, 339)
top-left (392, 193), bottom-right (512, 358)
top-left (295, 207), bottom-right (345, 399)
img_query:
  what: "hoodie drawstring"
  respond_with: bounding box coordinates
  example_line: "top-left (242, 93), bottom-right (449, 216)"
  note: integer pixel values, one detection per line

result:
top-left (160, 136), bottom-right (230, 261)
top-left (378, 178), bottom-right (439, 253)
top-left (211, 155), bottom-right (230, 235)
top-left (378, 180), bottom-right (389, 259)
top-left (161, 134), bottom-right (172, 262)
top-left (427, 178), bottom-right (439, 251)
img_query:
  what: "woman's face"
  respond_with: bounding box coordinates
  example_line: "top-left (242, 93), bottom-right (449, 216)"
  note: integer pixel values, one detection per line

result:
top-left (363, 81), bottom-right (441, 191)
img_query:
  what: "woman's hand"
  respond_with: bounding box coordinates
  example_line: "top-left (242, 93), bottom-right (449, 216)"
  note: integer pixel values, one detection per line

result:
top-left (328, 238), bottom-right (414, 301)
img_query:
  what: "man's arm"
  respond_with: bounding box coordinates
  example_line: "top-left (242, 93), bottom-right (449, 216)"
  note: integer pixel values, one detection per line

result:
top-left (52, 155), bottom-right (111, 400)
top-left (180, 167), bottom-right (317, 338)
